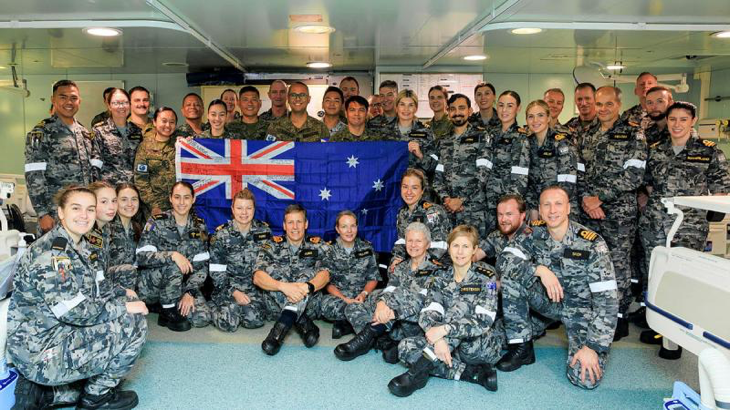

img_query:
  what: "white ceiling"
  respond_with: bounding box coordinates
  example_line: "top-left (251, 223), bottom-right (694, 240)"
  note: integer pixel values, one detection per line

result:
top-left (0, 0), bottom-right (729, 75)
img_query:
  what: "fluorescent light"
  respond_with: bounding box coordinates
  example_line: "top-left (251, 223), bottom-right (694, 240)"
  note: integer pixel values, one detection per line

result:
top-left (712, 31), bottom-right (730, 38)
top-left (306, 62), bottom-right (332, 68)
top-left (83, 27), bottom-right (122, 37)
top-left (0, 66), bottom-right (6, 70)
top-left (511, 28), bottom-right (542, 35)
top-left (295, 25), bottom-right (335, 34)
top-left (606, 64), bottom-right (625, 70)
top-left (463, 55), bottom-right (487, 61)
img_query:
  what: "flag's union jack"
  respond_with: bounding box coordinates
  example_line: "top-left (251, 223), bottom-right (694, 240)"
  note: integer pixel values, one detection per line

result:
top-left (176, 139), bottom-right (295, 200)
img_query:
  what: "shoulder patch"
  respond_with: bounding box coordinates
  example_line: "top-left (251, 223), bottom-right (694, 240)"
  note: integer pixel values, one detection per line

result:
top-left (474, 265), bottom-right (495, 277)
top-left (262, 221), bottom-right (269, 226)
top-left (216, 224), bottom-right (226, 232)
top-left (422, 202), bottom-right (433, 209)
top-left (554, 133), bottom-right (566, 141)
top-left (152, 213), bottom-right (168, 220)
top-left (430, 258), bottom-right (443, 266)
top-left (518, 127), bottom-right (527, 133)
top-left (577, 229), bottom-right (598, 242)
top-left (628, 121), bottom-right (640, 127)
top-left (308, 236), bottom-right (321, 244)
top-left (530, 219), bottom-right (546, 227)
top-left (272, 235), bottom-right (284, 243)
top-left (702, 139), bottom-right (716, 147)
top-left (51, 237), bottom-right (67, 252)
top-left (650, 141), bottom-right (660, 149)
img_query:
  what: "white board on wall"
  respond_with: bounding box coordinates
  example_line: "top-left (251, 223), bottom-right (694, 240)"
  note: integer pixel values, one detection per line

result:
top-left (378, 73), bottom-right (484, 119)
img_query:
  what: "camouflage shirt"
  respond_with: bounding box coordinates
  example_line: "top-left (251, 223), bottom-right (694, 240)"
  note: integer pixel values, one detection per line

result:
top-left (175, 122), bottom-right (210, 139)
top-left (480, 222), bottom-right (533, 268)
top-left (468, 109), bottom-right (501, 132)
top-left (419, 261), bottom-right (498, 339)
top-left (254, 235), bottom-right (330, 283)
top-left (526, 129), bottom-right (579, 211)
top-left (265, 114), bottom-right (330, 142)
top-left (379, 254), bottom-right (442, 320)
top-left (329, 126), bottom-right (381, 141)
top-left (498, 221), bottom-right (618, 353)
top-left (107, 216), bottom-right (138, 268)
top-left (392, 199), bottom-right (452, 262)
top-left (84, 222), bottom-right (111, 271)
top-left (136, 211), bottom-right (210, 297)
top-left (322, 237), bottom-right (379, 298)
top-left (209, 219), bottom-right (272, 303)
top-left (325, 119), bottom-right (348, 137)
top-left (380, 120), bottom-right (439, 175)
top-left (91, 111), bottom-right (110, 128)
top-left (259, 108), bottom-right (289, 124)
top-left (195, 126), bottom-right (242, 140)
top-left (133, 133), bottom-right (177, 211)
top-left (643, 123), bottom-right (670, 146)
top-left (426, 115), bottom-right (453, 142)
top-left (565, 116), bottom-right (599, 147)
top-left (226, 120), bottom-right (269, 140)
top-left (367, 114), bottom-right (397, 136)
top-left (488, 122), bottom-right (531, 199)
top-left (620, 104), bottom-right (652, 130)
top-left (8, 225), bottom-right (127, 369)
top-left (92, 117), bottom-right (144, 185)
top-left (24, 115), bottom-right (101, 217)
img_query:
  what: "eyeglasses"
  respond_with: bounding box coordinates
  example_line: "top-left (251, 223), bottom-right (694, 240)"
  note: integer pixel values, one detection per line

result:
top-left (289, 93), bottom-right (308, 100)
top-left (110, 101), bottom-right (130, 107)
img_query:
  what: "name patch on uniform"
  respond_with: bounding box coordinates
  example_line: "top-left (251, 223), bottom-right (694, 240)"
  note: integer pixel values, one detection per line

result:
top-left (412, 215), bottom-right (425, 223)
top-left (460, 285), bottom-right (482, 294)
top-left (87, 234), bottom-right (103, 249)
top-left (136, 163), bottom-right (148, 173)
top-left (610, 134), bottom-right (629, 140)
top-left (538, 149), bottom-right (555, 158)
top-left (578, 229), bottom-right (598, 241)
top-left (460, 135), bottom-right (477, 144)
top-left (355, 249), bottom-right (373, 258)
top-left (563, 248), bottom-right (589, 260)
top-left (300, 249), bottom-right (318, 258)
top-left (253, 232), bottom-right (271, 241)
top-left (409, 131), bottom-right (427, 139)
top-left (415, 269), bottom-right (432, 277)
top-left (685, 155), bottom-right (711, 163)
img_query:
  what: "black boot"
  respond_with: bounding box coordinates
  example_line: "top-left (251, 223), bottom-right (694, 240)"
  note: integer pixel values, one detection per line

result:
top-left (640, 330), bottom-right (663, 345)
top-left (496, 341), bottom-right (535, 372)
top-left (294, 314), bottom-right (320, 348)
top-left (659, 346), bottom-right (683, 360)
top-left (157, 306), bottom-right (191, 332)
top-left (388, 356), bottom-right (434, 397)
top-left (382, 345), bottom-right (399, 364)
top-left (332, 320), bottom-right (354, 339)
top-left (373, 334), bottom-right (399, 364)
top-left (334, 326), bottom-right (377, 361)
top-left (630, 307), bottom-right (648, 329)
top-left (76, 389), bottom-right (139, 410)
top-left (460, 364), bottom-right (498, 392)
top-left (12, 374), bottom-right (53, 410)
top-left (613, 318), bottom-right (629, 341)
top-left (262, 321), bottom-right (291, 356)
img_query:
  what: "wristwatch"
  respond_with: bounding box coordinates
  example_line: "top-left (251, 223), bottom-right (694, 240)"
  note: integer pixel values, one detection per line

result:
top-left (306, 281), bottom-right (315, 294)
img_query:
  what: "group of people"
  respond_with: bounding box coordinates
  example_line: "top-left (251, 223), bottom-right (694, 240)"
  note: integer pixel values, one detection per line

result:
top-left (10, 71), bottom-right (729, 409)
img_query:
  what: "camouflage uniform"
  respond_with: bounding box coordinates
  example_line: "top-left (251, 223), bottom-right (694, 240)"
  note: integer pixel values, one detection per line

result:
top-left (253, 235), bottom-right (330, 319)
top-left (578, 118), bottom-right (647, 316)
top-left (620, 104), bottom-right (652, 130)
top-left (92, 117), bottom-right (144, 185)
top-left (259, 108), bottom-right (289, 124)
top-left (329, 127), bottom-right (381, 142)
top-left (226, 120), bottom-right (269, 140)
top-left (366, 115), bottom-right (397, 136)
top-left (319, 237), bottom-right (379, 321)
top-left (107, 216), bottom-right (140, 290)
top-left (209, 219), bottom-right (271, 331)
top-left (487, 123), bottom-right (531, 229)
top-left (196, 127), bottom-right (242, 140)
top-left (345, 255), bottom-right (441, 339)
top-left (7, 225), bottom-right (147, 398)
top-left (325, 119), bottom-right (348, 137)
top-left (640, 134), bottom-right (730, 272)
top-left (565, 116), bottom-right (599, 147)
top-left (643, 123), bottom-right (670, 146)
top-left (380, 121), bottom-right (439, 177)
top-left (133, 133), bottom-right (176, 211)
top-left (136, 211), bottom-right (211, 327)
top-left (90, 111), bottom-right (110, 128)
top-left (432, 123), bottom-right (493, 235)
top-left (175, 122), bottom-right (209, 139)
top-left (392, 199), bottom-right (452, 263)
top-left (398, 262), bottom-right (505, 380)
top-left (468, 109), bottom-right (501, 132)
top-left (426, 115), bottom-right (453, 142)
top-left (24, 115), bottom-right (101, 218)
top-left (499, 221), bottom-right (618, 389)
top-left (479, 222), bottom-right (532, 272)
top-left (526, 129), bottom-right (580, 218)
top-left (265, 114), bottom-right (330, 142)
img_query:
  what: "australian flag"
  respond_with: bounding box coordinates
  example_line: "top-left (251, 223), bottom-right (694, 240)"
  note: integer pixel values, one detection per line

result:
top-left (176, 139), bottom-right (408, 252)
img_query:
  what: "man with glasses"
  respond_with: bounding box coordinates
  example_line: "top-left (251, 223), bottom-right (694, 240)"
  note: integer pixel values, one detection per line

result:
top-left (265, 82), bottom-right (329, 142)
top-left (368, 94), bottom-right (384, 120)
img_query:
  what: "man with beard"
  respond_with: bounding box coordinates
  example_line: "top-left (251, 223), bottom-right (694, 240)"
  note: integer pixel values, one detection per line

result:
top-left (642, 86), bottom-right (674, 145)
top-left (474, 194), bottom-right (532, 273)
top-left (128, 86), bottom-right (154, 138)
top-left (433, 93), bottom-right (493, 236)
top-left (176, 93), bottom-right (208, 138)
top-left (330, 96), bottom-right (380, 141)
top-left (620, 72), bottom-right (658, 127)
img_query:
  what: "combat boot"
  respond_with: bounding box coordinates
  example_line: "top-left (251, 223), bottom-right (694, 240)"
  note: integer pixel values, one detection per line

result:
top-left (613, 318), bottom-right (629, 341)
top-left (659, 346), bottom-right (682, 360)
top-left (374, 334), bottom-right (399, 364)
top-left (388, 356), bottom-right (434, 397)
top-left (334, 325), bottom-right (377, 361)
top-left (496, 341), bottom-right (535, 372)
top-left (331, 320), bottom-right (354, 339)
top-left (13, 373), bottom-right (54, 410)
top-left (262, 321), bottom-right (291, 356)
top-left (460, 364), bottom-right (498, 392)
top-left (157, 306), bottom-right (191, 332)
top-left (293, 314), bottom-right (320, 347)
top-left (639, 329), bottom-right (663, 345)
top-left (76, 388), bottom-right (138, 410)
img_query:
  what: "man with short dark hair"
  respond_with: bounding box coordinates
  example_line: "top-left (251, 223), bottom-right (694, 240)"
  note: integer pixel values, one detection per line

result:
top-left (621, 72), bottom-right (658, 127)
top-left (642, 86), bottom-right (674, 145)
top-left (367, 94), bottom-right (383, 120)
top-left (176, 93), bottom-right (208, 138)
top-left (330, 96), bottom-right (380, 141)
top-left (227, 86), bottom-right (268, 140)
top-left (367, 80), bottom-right (398, 132)
top-left (128, 86), bottom-right (154, 138)
top-left (565, 83), bottom-right (598, 140)
top-left (25, 80), bottom-right (102, 233)
top-left (259, 80), bottom-right (289, 123)
top-left (321, 86), bottom-right (347, 136)
top-left (339, 76), bottom-right (360, 101)
top-left (253, 205), bottom-right (331, 355)
top-left (265, 82), bottom-right (329, 141)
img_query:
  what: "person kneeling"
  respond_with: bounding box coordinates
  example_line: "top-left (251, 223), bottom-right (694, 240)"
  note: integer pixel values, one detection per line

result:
top-left (253, 204), bottom-right (330, 355)
top-left (497, 186), bottom-right (618, 389)
top-left (389, 225), bottom-right (503, 397)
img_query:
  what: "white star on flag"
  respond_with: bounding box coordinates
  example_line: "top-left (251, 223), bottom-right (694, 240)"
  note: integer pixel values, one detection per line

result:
top-left (372, 179), bottom-right (384, 192)
top-left (361, 208), bottom-right (368, 215)
top-left (319, 187), bottom-right (332, 201)
top-left (346, 155), bottom-right (359, 168)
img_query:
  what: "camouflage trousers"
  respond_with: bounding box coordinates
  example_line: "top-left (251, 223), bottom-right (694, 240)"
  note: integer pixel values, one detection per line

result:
top-left (344, 291), bottom-right (423, 341)
top-left (502, 272), bottom-right (609, 389)
top-left (398, 320), bottom-right (505, 380)
top-left (447, 207), bottom-right (491, 238)
top-left (583, 215), bottom-right (636, 316)
top-left (137, 266), bottom-right (210, 327)
top-left (210, 295), bottom-right (267, 332)
top-left (17, 312), bottom-right (147, 397)
top-left (262, 289), bottom-right (321, 320)
top-left (320, 294), bottom-right (354, 321)
top-left (108, 263), bottom-right (137, 290)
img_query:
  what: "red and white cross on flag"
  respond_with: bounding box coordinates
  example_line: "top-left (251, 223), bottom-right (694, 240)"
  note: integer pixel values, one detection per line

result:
top-left (176, 139), bottom-right (296, 200)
